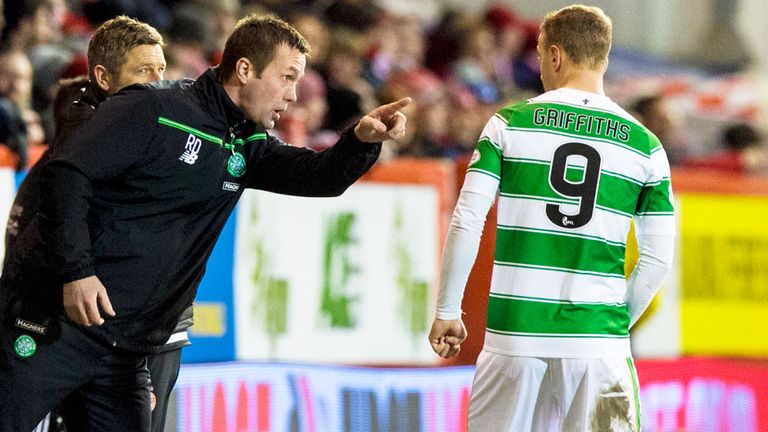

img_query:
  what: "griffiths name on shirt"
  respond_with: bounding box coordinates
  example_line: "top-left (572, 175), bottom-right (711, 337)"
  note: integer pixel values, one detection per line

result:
top-left (533, 107), bottom-right (631, 143)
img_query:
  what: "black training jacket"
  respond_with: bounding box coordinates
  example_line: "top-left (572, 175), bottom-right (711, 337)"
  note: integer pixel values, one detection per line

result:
top-left (1, 68), bottom-right (381, 352)
top-left (4, 79), bottom-right (195, 351)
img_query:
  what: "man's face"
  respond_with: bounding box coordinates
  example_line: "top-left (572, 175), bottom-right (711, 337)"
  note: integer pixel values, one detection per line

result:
top-left (109, 44), bottom-right (166, 94)
top-left (0, 51), bottom-right (33, 108)
top-left (239, 44), bottom-right (306, 129)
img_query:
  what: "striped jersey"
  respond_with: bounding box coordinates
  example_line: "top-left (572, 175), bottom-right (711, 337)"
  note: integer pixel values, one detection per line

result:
top-left (464, 88), bottom-right (675, 358)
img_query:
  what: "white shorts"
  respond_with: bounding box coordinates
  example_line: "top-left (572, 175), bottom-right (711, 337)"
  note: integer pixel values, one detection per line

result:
top-left (468, 350), bottom-right (641, 432)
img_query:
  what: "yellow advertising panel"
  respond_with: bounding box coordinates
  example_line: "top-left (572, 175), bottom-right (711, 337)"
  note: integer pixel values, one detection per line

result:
top-left (680, 194), bottom-right (768, 356)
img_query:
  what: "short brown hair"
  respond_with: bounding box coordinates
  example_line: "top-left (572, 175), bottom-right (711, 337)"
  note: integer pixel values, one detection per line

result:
top-left (87, 16), bottom-right (164, 81)
top-left (219, 14), bottom-right (310, 81)
top-left (540, 5), bottom-right (612, 70)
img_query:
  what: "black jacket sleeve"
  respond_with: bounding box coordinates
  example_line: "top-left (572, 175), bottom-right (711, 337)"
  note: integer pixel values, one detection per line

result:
top-left (38, 89), bottom-right (159, 283)
top-left (244, 127), bottom-right (381, 197)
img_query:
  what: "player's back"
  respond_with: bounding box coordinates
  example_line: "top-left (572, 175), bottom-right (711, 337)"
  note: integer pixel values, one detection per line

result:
top-left (467, 88), bottom-right (673, 358)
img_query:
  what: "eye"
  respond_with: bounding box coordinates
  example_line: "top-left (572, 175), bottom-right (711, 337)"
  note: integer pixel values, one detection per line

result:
top-left (138, 67), bottom-right (148, 75)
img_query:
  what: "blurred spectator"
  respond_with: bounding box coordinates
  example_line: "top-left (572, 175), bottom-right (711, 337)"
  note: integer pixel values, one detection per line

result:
top-left (380, 69), bottom-right (447, 157)
top-left (323, 31), bottom-right (377, 131)
top-left (0, 48), bottom-right (42, 168)
top-left (290, 10), bottom-right (330, 69)
top-left (188, 0), bottom-right (240, 63)
top-left (324, 0), bottom-right (381, 33)
top-left (685, 123), bottom-right (767, 175)
top-left (445, 86), bottom-right (495, 159)
top-left (632, 93), bottom-right (691, 165)
top-left (425, 10), bottom-right (474, 79)
top-left (0, 96), bottom-right (28, 170)
top-left (81, 0), bottom-right (171, 32)
top-left (1, 0), bottom-right (65, 49)
top-left (0, 48), bottom-right (34, 109)
top-left (166, 3), bottom-right (211, 79)
top-left (277, 68), bottom-right (339, 151)
top-left (366, 14), bottom-right (427, 88)
top-left (451, 18), bottom-right (501, 105)
top-left (1, 0), bottom-right (74, 141)
top-left (484, 5), bottom-right (542, 95)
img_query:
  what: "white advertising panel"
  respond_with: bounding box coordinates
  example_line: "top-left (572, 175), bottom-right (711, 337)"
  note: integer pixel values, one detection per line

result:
top-left (234, 183), bottom-right (439, 363)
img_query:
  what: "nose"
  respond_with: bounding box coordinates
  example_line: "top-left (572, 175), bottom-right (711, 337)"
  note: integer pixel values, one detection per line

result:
top-left (286, 84), bottom-right (298, 103)
top-left (150, 69), bottom-right (164, 81)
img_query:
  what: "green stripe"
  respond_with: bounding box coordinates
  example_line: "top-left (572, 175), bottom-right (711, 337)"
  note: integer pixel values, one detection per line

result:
top-left (493, 261), bottom-right (627, 279)
top-left (627, 358), bottom-right (642, 432)
top-left (158, 117), bottom-right (267, 148)
top-left (486, 295), bottom-right (630, 336)
top-left (496, 101), bottom-right (655, 157)
top-left (478, 135), bottom-right (502, 151)
top-left (495, 228), bottom-right (626, 276)
top-left (500, 159), bottom-right (642, 215)
top-left (468, 138), bottom-right (502, 176)
top-left (486, 329), bottom-right (628, 339)
top-left (491, 292), bottom-right (625, 307)
top-left (603, 169), bottom-right (644, 186)
top-left (234, 133), bottom-right (267, 145)
top-left (158, 116), bottom-right (223, 144)
top-left (498, 224), bottom-right (625, 247)
top-left (635, 180), bottom-right (674, 214)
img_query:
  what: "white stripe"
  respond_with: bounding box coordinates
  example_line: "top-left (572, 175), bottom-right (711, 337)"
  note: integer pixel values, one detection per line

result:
top-left (34, 414), bottom-right (50, 432)
top-left (493, 128), bottom-right (653, 183)
top-left (484, 332), bottom-right (631, 358)
top-left (461, 170), bottom-right (500, 198)
top-left (496, 197), bottom-right (633, 245)
top-left (165, 330), bottom-right (189, 345)
top-left (489, 265), bottom-right (626, 303)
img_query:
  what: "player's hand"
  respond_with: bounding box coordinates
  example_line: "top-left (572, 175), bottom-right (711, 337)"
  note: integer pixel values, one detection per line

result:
top-left (354, 97), bottom-right (411, 143)
top-left (63, 275), bottom-right (116, 326)
top-left (428, 318), bottom-right (467, 359)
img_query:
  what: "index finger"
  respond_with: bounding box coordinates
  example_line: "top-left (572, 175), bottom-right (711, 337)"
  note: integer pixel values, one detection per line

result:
top-left (374, 97), bottom-right (412, 117)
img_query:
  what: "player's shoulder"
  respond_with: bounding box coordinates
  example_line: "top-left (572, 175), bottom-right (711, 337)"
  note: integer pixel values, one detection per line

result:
top-left (494, 98), bottom-right (535, 126)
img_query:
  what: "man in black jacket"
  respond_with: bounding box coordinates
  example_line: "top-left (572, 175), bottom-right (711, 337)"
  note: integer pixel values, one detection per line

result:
top-left (3, 15), bottom-right (192, 432)
top-left (0, 14), bottom-right (408, 432)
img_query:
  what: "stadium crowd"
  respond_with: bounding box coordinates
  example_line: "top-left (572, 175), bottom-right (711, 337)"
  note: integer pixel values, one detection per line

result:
top-left (0, 0), bottom-right (766, 174)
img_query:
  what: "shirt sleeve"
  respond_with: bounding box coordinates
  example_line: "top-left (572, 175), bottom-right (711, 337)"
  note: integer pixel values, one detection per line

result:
top-left (243, 127), bottom-right (381, 197)
top-left (38, 89), bottom-right (158, 282)
top-left (626, 140), bottom-right (677, 327)
top-left (435, 115), bottom-right (503, 320)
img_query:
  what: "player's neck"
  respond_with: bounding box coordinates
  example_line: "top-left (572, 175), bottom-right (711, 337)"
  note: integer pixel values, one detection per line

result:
top-left (557, 67), bottom-right (605, 96)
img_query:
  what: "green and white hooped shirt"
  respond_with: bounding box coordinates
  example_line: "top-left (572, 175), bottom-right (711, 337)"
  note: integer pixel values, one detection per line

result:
top-left (453, 88), bottom-right (675, 358)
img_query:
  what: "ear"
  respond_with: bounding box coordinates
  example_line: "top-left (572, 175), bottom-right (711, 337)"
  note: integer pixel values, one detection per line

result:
top-left (235, 57), bottom-right (254, 85)
top-left (92, 65), bottom-right (112, 92)
top-left (549, 45), bottom-right (562, 73)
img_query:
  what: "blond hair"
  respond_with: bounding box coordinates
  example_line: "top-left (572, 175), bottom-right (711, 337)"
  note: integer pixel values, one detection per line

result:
top-left (87, 16), bottom-right (164, 81)
top-left (540, 5), bottom-right (612, 70)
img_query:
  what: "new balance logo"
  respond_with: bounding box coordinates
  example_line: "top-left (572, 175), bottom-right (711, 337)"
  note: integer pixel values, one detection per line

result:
top-left (222, 181), bottom-right (240, 192)
top-left (179, 134), bottom-right (202, 165)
